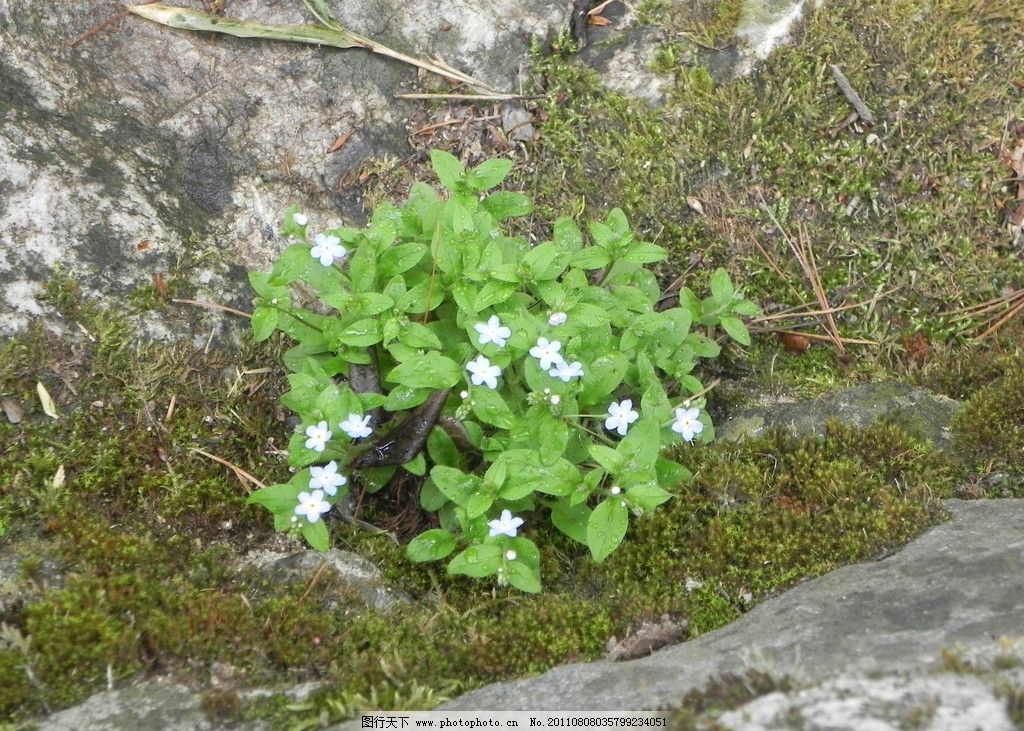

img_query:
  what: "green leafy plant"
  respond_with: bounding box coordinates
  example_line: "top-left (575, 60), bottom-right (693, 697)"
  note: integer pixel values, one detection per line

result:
top-left (247, 151), bottom-right (758, 592)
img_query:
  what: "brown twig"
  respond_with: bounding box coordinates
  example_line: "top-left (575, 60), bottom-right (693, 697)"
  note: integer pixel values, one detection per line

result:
top-left (172, 298), bottom-right (252, 318)
top-left (757, 193), bottom-right (847, 352)
top-left (410, 114), bottom-right (501, 137)
top-left (190, 447), bottom-right (265, 492)
top-left (753, 328), bottom-right (877, 346)
top-left (753, 288), bottom-right (896, 324)
top-left (69, 11), bottom-right (130, 47)
top-left (829, 64), bottom-right (875, 127)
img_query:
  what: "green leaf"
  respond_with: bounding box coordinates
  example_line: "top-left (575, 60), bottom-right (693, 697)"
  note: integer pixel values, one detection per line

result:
top-left (406, 529), bottom-right (456, 562)
top-left (403, 452), bottom-right (427, 476)
top-left (579, 353), bottom-right (628, 405)
top-left (448, 544), bottom-right (503, 578)
top-left (301, 519), bottom-right (330, 551)
top-left (570, 247), bottom-right (611, 270)
top-left (470, 387), bottom-right (514, 429)
top-left (624, 482), bottom-right (672, 510)
top-left (335, 318), bottom-right (382, 347)
top-left (269, 244), bottom-right (311, 286)
top-left (398, 322), bottom-right (443, 350)
top-left (349, 244), bottom-right (378, 293)
top-left (504, 556), bottom-right (541, 593)
top-left (720, 315), bottom-right (751, 346)
top-left (710, 268), bottom-right (734, 300)
top-left (420, 477), bottom-right (449, 511)
top-left (353, 293), bottom-right (394, 316)
top-left (482, 191), bottom-right (532, 220)
top-left (622, 242), bottom-right (668, 264)
top-left (250, 306), bottom-right (278, 342)
top-left (474, 281), bottom-right (515, 311)
top-left (427, 427), bottom-right (462, 468)
top-left (379, 243), bottom-right (427, 278)
top-left (247, 482), bottom-right (303, 514)
top-left (588, 444), bottom-right (624, 473)
top-left (430, 466), bottom-right (482, 506)
top-left (655, 457), bottom-right (693, 487)
top-left (618, 417), bottom-right (661, 475)
top-left (464, 490), bottom-right (495, 519)
top-left (733, 299), bottom-right (761, 317)
top-left (551, 499), bottom-right (591, 545)
top-left (386, 353), bottom-right (461, 389)
top-left (467, 158), bottom-right (513, 191)
top-left (587, 498), bottom-right (629, 562)
top-left (383, 385), bottom-right (432, 411)
top-left (430, 150), bottom-right (465, 190)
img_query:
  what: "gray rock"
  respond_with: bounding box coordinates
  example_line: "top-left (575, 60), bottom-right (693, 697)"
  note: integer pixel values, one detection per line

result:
top-left (36, 681), bottom-right (228, 731)
top-left (244, 548), bottom-right (411, 611)
top-left (0, 0), bottom-right (570, 340)
top-left (714, 673), bottom-right (1017, 731)
top-left (717, 382), bottom-right (961, 449)
top-left (440, 499), bottom-right (1024, 710)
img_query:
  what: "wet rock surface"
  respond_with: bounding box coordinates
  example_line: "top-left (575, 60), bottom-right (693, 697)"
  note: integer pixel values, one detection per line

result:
top-left (0, 0), bottom-right (569, 340)
top-left (439, 499), bottom-right (1024, 712)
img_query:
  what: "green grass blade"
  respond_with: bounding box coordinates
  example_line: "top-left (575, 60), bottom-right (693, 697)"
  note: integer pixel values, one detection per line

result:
top-left (128, 3), bottom-right (360, 49)
top-left (129, 3), bottom-right (499, 92)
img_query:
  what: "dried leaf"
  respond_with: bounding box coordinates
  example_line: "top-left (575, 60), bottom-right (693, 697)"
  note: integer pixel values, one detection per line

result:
top-left (327, 129), bottom-right (355, 154)
top-left (37, 382), bottom-right (59, 419)
top-left (2, 398), bottom-right (23, 424)
top-left (588, 15), bottom-right (611, 26)
top-left (780, 332), bottom-right (811, 354)
top-left (52, 465), bottom-right (66, 490)
top-left (686, 196), bottom-right (705, 216)
top-left (153, 272), bottom-right (169, 298)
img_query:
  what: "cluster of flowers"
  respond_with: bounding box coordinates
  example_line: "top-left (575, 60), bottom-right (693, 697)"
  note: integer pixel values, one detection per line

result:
top-left (293, 413), bottom-right (372, 525)
top-left (467, 313), bottom-right (706, 444)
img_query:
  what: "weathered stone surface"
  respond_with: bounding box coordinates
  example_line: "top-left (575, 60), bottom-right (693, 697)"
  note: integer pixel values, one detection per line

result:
top-left (0, 0), bottom-right (569, 339)
top-left (36, 681), bottom-right (231, 731)
top-left (440, 499), bottom-right (1024, 711)
top-left (243, 547), bottom-right (410, 611)
top-left (714, 672), bottom-right (1018, 731)
top-left (718, 382), bottom-right (961, 449)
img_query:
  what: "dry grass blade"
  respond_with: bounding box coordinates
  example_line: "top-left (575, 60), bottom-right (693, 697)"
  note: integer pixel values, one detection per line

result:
top-left (971, 290), bottom-right (1024, 341)
top-left (190, 447), bottom-right (265, 492)
top-left (751, 328), bottom-right (877, 346)
top-left (753, 288), bottom-right (895, 324)
top-left (171, 298), bottom-right (252, 318)
top-left (757, 193), bottom-right (847, 352)
top-left (395, 92), bottom-right (540, 101)
top-left (129, 3), bottom-right (498, 92)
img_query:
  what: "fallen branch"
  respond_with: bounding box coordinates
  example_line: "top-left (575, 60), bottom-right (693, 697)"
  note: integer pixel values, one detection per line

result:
top-left (829, 64), bottom-right (875, 127)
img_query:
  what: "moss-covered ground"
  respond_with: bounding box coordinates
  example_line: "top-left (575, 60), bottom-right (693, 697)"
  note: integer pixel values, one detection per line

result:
top-left (0, 281), bottom-right (967, 726)
top-left (2, 0), bottom-right (1023, 725)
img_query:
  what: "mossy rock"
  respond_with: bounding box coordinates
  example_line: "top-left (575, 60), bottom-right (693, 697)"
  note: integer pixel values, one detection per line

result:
top-left (717, 382), bottom-right (960, 450)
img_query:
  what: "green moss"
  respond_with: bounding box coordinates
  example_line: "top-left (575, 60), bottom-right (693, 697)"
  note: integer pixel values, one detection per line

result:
top-left (670, 671), bottom-right (794, 730)
top-left (951, 362), bottom-right (1024, 476)
top-left (522, 0), bottom-right (1024, 383)
top-left (0, 285), bottom-right (963, 722)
